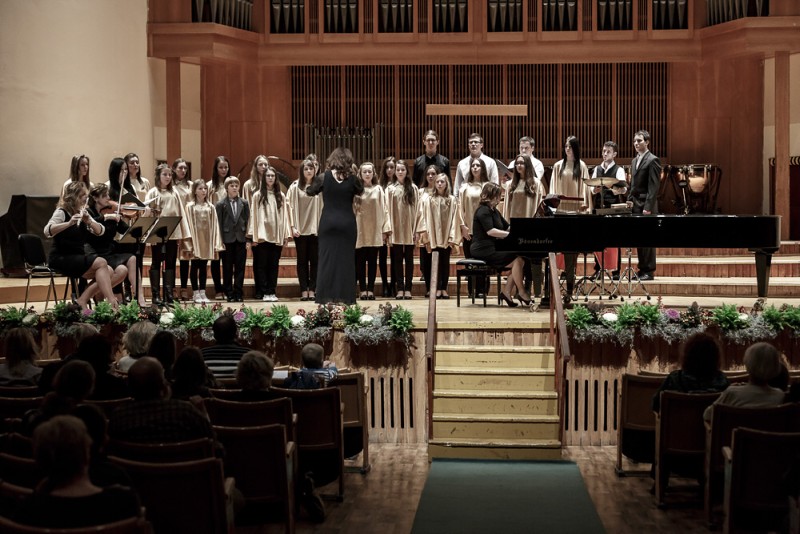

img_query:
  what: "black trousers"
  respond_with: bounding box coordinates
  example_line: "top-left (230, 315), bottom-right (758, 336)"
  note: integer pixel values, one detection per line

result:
top-left (419, 247), bottom-right (431, 291)
top-left (390, 244), bottom-right (415, 292)
top-left (423, 247), bottom-right (451, 291)
top-left (378, 243), bottom-right (391, 289)
top-left (222, 241), bottom-right (246, 298)
top-left (190, 259), bottom-right (208, 290)
top-left (294, 235), bottom-right (318, 292)
top-left (355, 247), bottom-right (379, 292)
top-left (253, 242), bottom-right (282, 295)
top-left (151, 240), bottom-right (178, 273)
top-left (210, 257), bottom-right (223, 293)
top-left (179, 259), bottom-right (190, 289)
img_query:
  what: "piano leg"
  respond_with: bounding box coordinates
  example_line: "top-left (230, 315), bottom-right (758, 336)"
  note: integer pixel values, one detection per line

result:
top-left (754, 251), bottom-right (772, 298)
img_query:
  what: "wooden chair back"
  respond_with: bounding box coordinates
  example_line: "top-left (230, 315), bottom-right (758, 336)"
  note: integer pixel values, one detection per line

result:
top-left (107, 437), bottom-right (214, 463)
top-left (0, 479), bottom-right (32, 515)
top-left (0, 514), bottom-right (150, 534)
top-left (84, 397), bottom-right (133, 418)
top-left (213, 424), bottom-right (295, 534)
top-left (0, 432), bottom-right (33, 457)
top-left (330, 372), bottom-right (370, 473)
top-left (0, 386), bottom-right (40, 398)
top-left (270, 386), bottom-right (344, 500)
top-left (109, 456), bottom-right (233, 534)
top-left (208, 388), bottom-right (244, 400)
top-left (616, 373), bottom-right (662, 475)
top-left (0, 452), bottom-right (43, 489)
top-left (655, 391), bottom-right (721, 506)
top-left (705, 403), bottom-right (800, 526)
top-left (205, 397), bottom-right (293, 430)
top-left (0, 396), bottom-right (44, 421)
top-left (724, 428), bottom-right (800, 534)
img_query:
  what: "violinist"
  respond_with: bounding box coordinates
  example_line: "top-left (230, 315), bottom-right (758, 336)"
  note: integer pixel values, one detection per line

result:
top-left (87, 182), bottom-right (147, 307)
top-left (107, 157), bottom-right (141, 302)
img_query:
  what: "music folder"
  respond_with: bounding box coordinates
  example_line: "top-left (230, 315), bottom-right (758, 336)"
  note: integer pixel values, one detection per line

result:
top-left (495, 159), bottom-right (511, 178)
top-left (120, 192), bottom-right (146, 207)
top-left (116, 216), bottom-right (157, 244)
top-left (142, 216), bottom-right (182, 244)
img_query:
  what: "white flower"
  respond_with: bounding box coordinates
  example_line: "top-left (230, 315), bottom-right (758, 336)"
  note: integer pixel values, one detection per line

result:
top-left (359, 314), bottom-right (374, 325)
top-left (159, 312), bottom-right (174, 326)
top-left (602, 312), bottom-right (618, 322)
top-left (290, 315), bottom-right (305, 327)
top-left (22, 313), bottom-right (37, 326)
top-left (738, 313), bottom-right (750, 322)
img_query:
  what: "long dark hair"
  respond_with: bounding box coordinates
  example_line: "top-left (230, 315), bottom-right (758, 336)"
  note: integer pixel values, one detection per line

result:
top-left (378, 157), bottom-right (396, 188)
top-left (394, 159), bottom-right (416, 206)
top-left (210, 156), bottom-right (231, 193)
top-left (297, 158), bottom-right (316, 191)
top-left (467, 157), bottom-right (489, 185)
top-left (258, 166), bottom-right (283, 210)
top-left (107, 157), bottom-right (132, 199)
top-left (510, 155), bottom-right (538, 197)
top-left (559, 136), bottom-right (582, 183)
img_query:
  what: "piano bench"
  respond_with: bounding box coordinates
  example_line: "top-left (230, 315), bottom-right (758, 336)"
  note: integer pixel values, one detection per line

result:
top-left (455, 259), bottom-right (504, 307)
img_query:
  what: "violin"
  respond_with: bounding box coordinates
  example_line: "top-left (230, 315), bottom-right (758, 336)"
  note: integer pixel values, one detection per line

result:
top-left (98, 200), bottom-right (148, 221)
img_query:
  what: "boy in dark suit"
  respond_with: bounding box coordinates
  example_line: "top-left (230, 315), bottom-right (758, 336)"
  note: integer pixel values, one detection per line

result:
top-left (215, 176), bottom-right (249, 302)
top-left (627, 130), bottom-right (661, 281)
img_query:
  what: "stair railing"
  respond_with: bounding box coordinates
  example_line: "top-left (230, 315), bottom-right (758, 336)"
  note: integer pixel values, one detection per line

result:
top-left (425, 249), bottom-right (439, 441)
top-left (548, 252), bottom-right (571, 447)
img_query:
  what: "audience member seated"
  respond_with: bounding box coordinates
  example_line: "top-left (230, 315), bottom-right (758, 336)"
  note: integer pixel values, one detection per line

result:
top-left (652, 332), bottom-right (730, 412)
top-left (38, 323), bottom-right (98, 394)
top-left (284, 343), bottom-right (338, 389)
top-left (704, 342), bottom-right (786, 422)
top-left (201, 315), bottom-right (249, 379)
top-left (227, 350), bottom-right (277, 401)
top-left (0, 327), bottom-right (42, 387)
top-left (22, 360), bottom-right (96, 435)
top-left (172, 346), bottom-right (217, 401)
top-left (74, 334), bottom-right (129, 400)
top-left (12, 415), bottom-right (141, 528)
top-left (108, 357), bottom-right (215, 444)
top-left (768, 357), bottom-right (790, 392)
top-left (148, 330), bottom-right (178, 381)
top-left (116, 321), bottom-right (158, 374)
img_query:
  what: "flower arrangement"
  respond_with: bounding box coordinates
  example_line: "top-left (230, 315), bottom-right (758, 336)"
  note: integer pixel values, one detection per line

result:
top-left (565, 298), bottom-right (797, 347)
top-left (0, 305), bottom-right (40, 337)
top-left (0, 301), bottom-right (415, 353)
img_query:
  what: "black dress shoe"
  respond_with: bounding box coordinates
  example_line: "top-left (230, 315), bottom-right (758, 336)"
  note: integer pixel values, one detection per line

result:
top-left (226, 296), bottom-right (234, 302)
top-left (255, 293), bottom-right (264, 300)
top-left (638, 273), bottom-right (655, 281)
top-left (476, 293), bottom-right (485, 299)
top-left (499, 292), bottom-right (519, 307)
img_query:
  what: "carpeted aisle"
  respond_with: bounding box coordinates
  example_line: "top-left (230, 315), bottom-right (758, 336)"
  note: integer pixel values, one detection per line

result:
top-left (412, 459), bottom-right (605, 534)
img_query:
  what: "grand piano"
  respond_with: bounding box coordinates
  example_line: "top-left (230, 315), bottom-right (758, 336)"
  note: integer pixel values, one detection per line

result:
top-left (496, 214), bottom-right (781, 298)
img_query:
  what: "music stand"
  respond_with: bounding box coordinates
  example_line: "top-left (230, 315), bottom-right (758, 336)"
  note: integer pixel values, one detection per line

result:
top-left (143, 216), bottom-right (182, 309)
top-left (116, 216), bottom-right (158, 306)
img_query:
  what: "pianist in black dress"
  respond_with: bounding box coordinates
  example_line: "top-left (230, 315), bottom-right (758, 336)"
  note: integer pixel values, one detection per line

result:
top-left (470, 183), bottom-right (532, 307)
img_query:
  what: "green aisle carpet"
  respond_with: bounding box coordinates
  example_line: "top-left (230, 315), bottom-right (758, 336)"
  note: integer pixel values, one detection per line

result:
top-left (412, 459), bottom-right (605, 534)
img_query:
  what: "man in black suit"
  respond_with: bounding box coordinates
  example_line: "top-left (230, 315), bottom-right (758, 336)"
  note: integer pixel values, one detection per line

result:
top-left (215, 176), bottom-right (250, 302)
top-left (628, 130), bottom-right (661, 281)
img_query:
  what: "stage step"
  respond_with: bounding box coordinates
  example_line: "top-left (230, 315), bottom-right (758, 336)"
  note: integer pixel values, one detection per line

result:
top-left (429, 341), bottom-right (561, 461)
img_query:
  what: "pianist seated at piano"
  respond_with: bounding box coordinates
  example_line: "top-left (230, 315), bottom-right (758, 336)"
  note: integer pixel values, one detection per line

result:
top-left (470, 183), bottom-right (532, 307)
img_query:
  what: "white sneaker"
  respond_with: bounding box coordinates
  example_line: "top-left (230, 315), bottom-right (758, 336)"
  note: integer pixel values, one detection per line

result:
top-left (200, 290), bottom-right (210, 303)
top-left (193, 290), bottom-right (203, 303)
top-left (263, 294), bottom-right (271, 302)
top-left (271, 295), bottom-right (279, 302)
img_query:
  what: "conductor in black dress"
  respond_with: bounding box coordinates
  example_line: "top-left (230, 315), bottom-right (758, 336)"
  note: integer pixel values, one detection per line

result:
top-left (306, 147), bottom-right (364, 304)
top-left (628, 130), bottom-right (661, 281)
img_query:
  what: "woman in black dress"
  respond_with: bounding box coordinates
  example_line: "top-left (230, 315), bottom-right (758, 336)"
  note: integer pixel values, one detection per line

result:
top-left (44, 182), bottom-right (125, 310)
top-left (87, 181), bottom-right (146, 307)
top-left (470, 183), bottom-right (531, 307)
top-left (306, 147), bottom-right (364, 304)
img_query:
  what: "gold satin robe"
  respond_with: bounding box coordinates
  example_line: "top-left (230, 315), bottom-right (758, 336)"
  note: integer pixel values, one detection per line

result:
top-left (458, 182), bottom-right (484, 234)
top-left (173, 181), bottom-right (193, 206)
top-left (549, 160), bottom-right (592, 212)
top-left (130, 177), bottom-right (152, 203)
top-left (144, 186), bottom-right (192, 242)
top-left (184, 201), bottom-right (224, 260)
top-left (355, 185), bottom-right (390, 249)
top-left (385, 182), bottom-right (419, 245)
top-left (418, 194), bottom-right (463, 251)
top-left (241, 179), bottom-right (259, 206)
top-left (207, 181), bottom-right (227, 206)
top-left (286, 181), bottom-right (324, 236)
top-left (504, 179), bottom-right (545, 219)
top-left (248, 190), bottom-right (290, 245)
